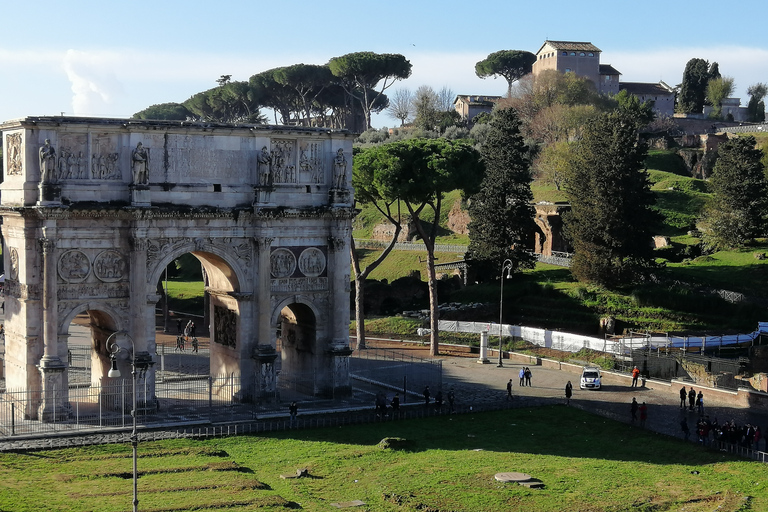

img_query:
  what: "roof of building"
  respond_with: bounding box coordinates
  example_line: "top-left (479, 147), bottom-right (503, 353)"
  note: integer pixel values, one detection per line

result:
top-left (599, 64), bottom-right (622, 76)
top-left (536, 40), bottom-right (602, 55)
top-left (619, 82), bottom-right (675, 96)
top-left (453, 95), bottom-right (502, 105)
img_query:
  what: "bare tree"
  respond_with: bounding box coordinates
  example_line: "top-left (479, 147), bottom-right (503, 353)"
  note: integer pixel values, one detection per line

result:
top-left (386, 88), bottom-right (414, 126)
top-left (436, 86), bottom-right (455, 112)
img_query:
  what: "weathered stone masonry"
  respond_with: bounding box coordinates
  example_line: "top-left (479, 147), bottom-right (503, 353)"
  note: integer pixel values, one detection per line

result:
top-left (0, 117), bottom-right (355, 420)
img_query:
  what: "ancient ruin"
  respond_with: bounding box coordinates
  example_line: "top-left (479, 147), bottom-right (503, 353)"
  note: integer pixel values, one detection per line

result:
top-left (0, 117), bottom-right (355, 420)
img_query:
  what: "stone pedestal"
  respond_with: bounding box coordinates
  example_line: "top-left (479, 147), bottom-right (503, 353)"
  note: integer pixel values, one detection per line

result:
top-left (326, 346), bottom-right (354, 398)
top-left (478, 331), bottom-right (490, 364)
top-left (329, 188), bottom-right (351, 206)
top-left (253, 187), bottom-right (275, 207)
top-left (253, 344), bottom-right (278, 402)
top-left (37, 183), bottom-right (61, 205)
top-left (37, 357), bottom-right (68, 422)
top-left (130, 184), bottom-right (150, 207)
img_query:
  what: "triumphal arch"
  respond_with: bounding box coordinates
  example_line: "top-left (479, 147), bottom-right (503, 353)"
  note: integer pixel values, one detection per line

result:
top-left (0, 116), bottom-right (355, 420)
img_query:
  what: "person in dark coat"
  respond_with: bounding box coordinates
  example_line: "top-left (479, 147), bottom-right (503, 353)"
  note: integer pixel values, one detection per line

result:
top-left (506, 379), bottom-right (513, 400)
top-left (565, 381), bottom-right (573, 405)
top-left (391, 393), bottom-right (400, 412)
top-left (639, 402), bottom-right (648, 428)
top-left (630, 397), bottom-right (639, 423)
top-left (679, 386), bottom-right (687, 408)
top-left (688, 388), bottom-right (696, 411)
top-left (423, 386), bottom-right (430, 406)
top-left (447, 387), bottom-right (455, 413)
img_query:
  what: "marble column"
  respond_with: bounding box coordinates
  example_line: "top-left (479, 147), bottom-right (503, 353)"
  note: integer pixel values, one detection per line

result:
top-left (252, 236), bottom-right (277, 400)
top-left (325, 231), bottom-right (352, 397)
top-left (37, 236), bottom-right (66, 421)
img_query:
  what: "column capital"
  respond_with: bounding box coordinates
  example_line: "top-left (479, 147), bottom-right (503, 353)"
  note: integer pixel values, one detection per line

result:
top-left (255, 236), bottom-right (274, 253)
top-left (38, 237), bottom-right (56, 253)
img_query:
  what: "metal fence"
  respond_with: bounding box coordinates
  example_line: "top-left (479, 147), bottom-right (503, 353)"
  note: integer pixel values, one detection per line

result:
top-left (0, 341), bottom-right (443, 437)
top-left (354, 238), bottom-right (467, 254)
top-left (349, 346), bottom-right (443, 403)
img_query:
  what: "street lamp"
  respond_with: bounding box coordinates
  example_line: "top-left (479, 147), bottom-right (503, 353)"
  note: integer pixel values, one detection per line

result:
top-left (498, 259), bottom-right (513, 368)
top-left (107, 331), bottom-right (154, 512)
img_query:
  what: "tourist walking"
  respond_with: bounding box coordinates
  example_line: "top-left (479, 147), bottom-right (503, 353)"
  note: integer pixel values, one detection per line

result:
top-left (688, 388), bottom-right (696, 411)
top-left (630, 397), bottom-right (639, 423)
top-left (506, 379), bottom-right (513, 400)
top-left (679, 386), bottom-right (687, 408)
top-left (423, 386), bottom-right (431, 406)
top-left (631, 366), bottom-right (640, 387)
top-left (391, 393), bottom-right (400, 412)
top-left (518, 367), bottom-right (525, 386)
top-left (434, 390), bottom-right (443, 411)
top-left (639, 402), bottom-right (648, 428)
top-left (681, 417), bottom-right (690, 441)
top-left (524, 367), bottom-right (532, 386)
top-left (289, 402), bottom-right (298, 428)
top-left (565, 381), bottom-right (573, 405)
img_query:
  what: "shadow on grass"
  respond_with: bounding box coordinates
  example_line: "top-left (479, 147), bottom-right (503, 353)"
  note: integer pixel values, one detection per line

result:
top-left (260, 404), bottom-right (742, 467)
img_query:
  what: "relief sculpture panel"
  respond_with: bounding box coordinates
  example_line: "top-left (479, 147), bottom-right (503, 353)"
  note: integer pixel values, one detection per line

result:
top-left (93, 250), bottom-right (127, 282)
top-left (57, 250), bottom-right (91, 283)
top-left (6, 133), bottom-right (23, 176)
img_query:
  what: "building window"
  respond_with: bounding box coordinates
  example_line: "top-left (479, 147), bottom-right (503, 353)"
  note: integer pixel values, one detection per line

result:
top-left (579, 52), bottom-right (585, 56)
top-left (588, 52), bottom-right (594, 57)
top-left (562, 52), bottom-right (567, 56)
top-left (570, 52), bottom-right (576, 56)
top-left (565, 68), bottom-right (572, 73)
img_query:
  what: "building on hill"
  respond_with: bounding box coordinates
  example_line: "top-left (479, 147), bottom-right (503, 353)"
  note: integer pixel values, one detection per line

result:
top-left (619, 81), bottom-right (676, 117)
top-left (703, 98), bottom-right (748, 122)
top-left (453, 95), bottom-right (502, 126)
top-left (532, 40), bottom-right (620, 95)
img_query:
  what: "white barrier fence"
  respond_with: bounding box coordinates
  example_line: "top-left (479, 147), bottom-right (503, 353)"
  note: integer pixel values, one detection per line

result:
top-left (436, 320), bottom-right (768, 355)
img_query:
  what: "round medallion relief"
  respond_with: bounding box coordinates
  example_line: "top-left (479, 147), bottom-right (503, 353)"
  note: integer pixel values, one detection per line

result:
top-left (270, 248), bottom-right (296, 278)
top-left (93, 250), bottom-right (126, 282)
top-left (58, 250), bottom-right (91, 283)
top-left (298, 247), bottom-right (326, 277)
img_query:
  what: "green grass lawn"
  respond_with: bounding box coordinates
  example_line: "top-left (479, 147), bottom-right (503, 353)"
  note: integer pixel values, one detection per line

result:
top-left (0, 407), bottom-right (763, 512)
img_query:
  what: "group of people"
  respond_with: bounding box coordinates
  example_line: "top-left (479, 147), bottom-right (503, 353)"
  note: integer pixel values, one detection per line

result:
top-left (174, 319), bottom-right (199, 352)
top-left (421, 386), bottom-right (455, 413)
top-left (629, 397), bottom-right (649, 428)
top-left (679, 386), bottom-right (705, 415)
top-left (680, 415), bottom-right (764, 450)
top-left (518, 367), bottom-right (533, 386)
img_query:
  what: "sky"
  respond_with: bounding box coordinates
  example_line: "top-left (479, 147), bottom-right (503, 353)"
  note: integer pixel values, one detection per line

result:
top-left (1, 0), bottom-right (767, 129)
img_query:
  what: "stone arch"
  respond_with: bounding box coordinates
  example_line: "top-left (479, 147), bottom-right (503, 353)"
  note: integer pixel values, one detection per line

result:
top-left (58, 304), bottom-right (122, 385)
top-left (272, 298), bottom-right (322, 395)
top-left (147, 242), bottom-right (248, 293)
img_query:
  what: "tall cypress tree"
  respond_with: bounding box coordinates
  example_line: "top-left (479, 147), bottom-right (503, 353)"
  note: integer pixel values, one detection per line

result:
top-left (678, 58), bottom-right (712, 114)
top-left (467, 107), bottom-right (536, 280)
top-left (563, 110), bottom-right (657, 287)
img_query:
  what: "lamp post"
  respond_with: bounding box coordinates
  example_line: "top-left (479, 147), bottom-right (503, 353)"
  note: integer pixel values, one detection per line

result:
top-left (498, 259), bottom-right (513, 368)
top-left (107, 331), bottom-right (154, 512)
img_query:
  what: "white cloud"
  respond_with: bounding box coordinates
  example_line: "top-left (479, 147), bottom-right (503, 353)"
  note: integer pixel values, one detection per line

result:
top-left (62, 50), bottom-right (127, 115)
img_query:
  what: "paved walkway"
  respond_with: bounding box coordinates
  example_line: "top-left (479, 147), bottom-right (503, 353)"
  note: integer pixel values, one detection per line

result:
top-left (2, 339), bottom-right (768, 454)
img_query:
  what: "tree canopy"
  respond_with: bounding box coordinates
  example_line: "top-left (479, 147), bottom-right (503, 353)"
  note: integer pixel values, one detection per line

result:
top-left (467, 107), bottom-right (536, 280)
top-left (678, 58), bottom-right (718, 114)
top-left (475, 50), bottom-right (536, 96)
top-left (132, 102), bottom-right (191, 120)
top-left (706, 76), bottom-right (735, 119)
top-left (746, 83), bottom-right (767, 123)
top-left (360, 138), bottom-right (483, 354)
top-left (328, 52), bottom-right (412, 131)
top-left (699, 136), bottom-right (768, 250)
top-left (562, 109), bottom-right (657, 287)
top-left (183, 81), bottom-right (264, 123)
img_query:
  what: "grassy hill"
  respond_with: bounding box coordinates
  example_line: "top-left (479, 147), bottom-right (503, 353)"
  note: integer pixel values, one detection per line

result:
top-left (353, 146), bottom-right (768, 336)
